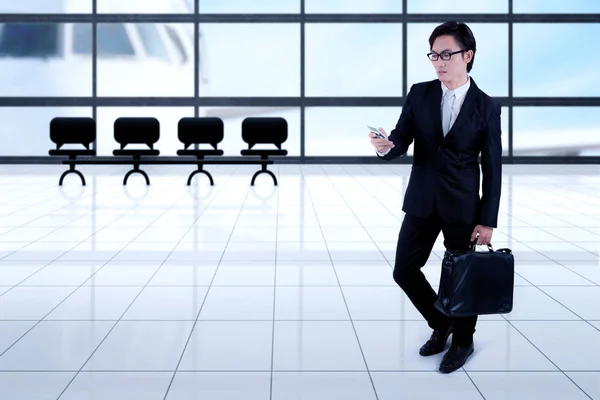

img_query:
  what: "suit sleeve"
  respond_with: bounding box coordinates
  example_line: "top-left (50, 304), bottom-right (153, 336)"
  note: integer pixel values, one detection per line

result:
top-left (479, 103), bottom-right (502, 228)
top-left (378, 84), bottom-right (416, 160)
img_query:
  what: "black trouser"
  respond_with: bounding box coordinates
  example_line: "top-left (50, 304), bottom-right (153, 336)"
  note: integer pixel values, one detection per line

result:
top-left (393, 208), bottom-right (477, 345)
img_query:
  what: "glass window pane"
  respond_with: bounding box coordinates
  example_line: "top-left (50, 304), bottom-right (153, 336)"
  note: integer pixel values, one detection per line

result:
top-left (305, 0), bottom-right (402, 13)
top-left (305, 107), bottom-right (408, 156)
top-left (0, 2), bottom-right (91, 13)
top-left (0, 23), bottom-right (91, 96)
top-left (97, 23), bottom-right (194, 97)
top-left (513, 107), bottom-right (600, 156)
top-left (0, 23), bottom-right (61, 58)
top-left (514, 0), bottom-right (600, 13)
top-left (199, 24), bottom-right (299, 97)
top-left (199, 0), bottom-right (299, 13)
top-left (305, 24), bottom-right (403, 97)
top-left (74, 24), bottom-right (136, 56)
top-left (305, 106), bottom-right (508, 156)
top-left (98, 0), bottom-right (191, 13)
top-left (408, 0), bottom-right (507, 13)
top-left (199, 107), bottom-right (300, 156)
top-left (136, 24), bottom-right (171, 61)
top-left (0, 107), bottom-right (91, 156)
top-left (514, 24), bottom-right (600, 97)
top-left (408, 23), bottom-right (508, 97)
top-left (97, 107), bottom-right (195, 156)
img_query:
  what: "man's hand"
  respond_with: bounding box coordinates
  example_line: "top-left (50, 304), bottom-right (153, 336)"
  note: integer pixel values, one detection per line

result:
top-left (369, 127), bottom-right (395, 153)
top-left (471, 225), bottom-right (493, 246)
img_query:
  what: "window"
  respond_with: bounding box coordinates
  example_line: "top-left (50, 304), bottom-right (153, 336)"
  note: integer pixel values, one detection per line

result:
top-left (98, 0), bottom-right (191, 13)
top-left (305, 0), bottom-right (402, 13)
top-left (0, 3), bottom-right (90, 13)
top-left (513, 107), bottom-right (600, 156)
top-left (407, 0), bottom-right (507, 13)
top-left (305, 23), bottom-right (403, 97)
top-left (0, 107), bottom-right (92, 156)
top-left (73, 23), bottom-right (135, 56)
top-left (199, 107), bottom-right (300, 156)
top-left (199, 0), bottom-right (299, 13)
top-left (305, 107), bottom-right (405, 156)
top-left (407, 23), bottom-right (508, 97)
top-left (96, 107), bottom-right (195, 156)
top-left (165, 26), bottom-right (189, 64)
top-left (136, 24), bottom-right (170, 61)
top-left (0, 23), bottom-right (62, 58)
top-left (305, 106), bottom-right (508, 156)
top-left (95, 24), bottom-right (194, 97)
top-left (514, 0), bottom-right (600, 13)
top-left (198, 24), bottom-right (300, 97)
top-left (514, 24), bottom-right (600, 97)
top-left (0, 23), bottom-right (91, 97)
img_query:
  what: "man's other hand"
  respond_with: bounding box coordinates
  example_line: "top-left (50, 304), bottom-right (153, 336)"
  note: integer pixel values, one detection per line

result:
top-left (471, 225), bottom-right (493, 246)
top-left (369, 128), bottom-right (395, 153)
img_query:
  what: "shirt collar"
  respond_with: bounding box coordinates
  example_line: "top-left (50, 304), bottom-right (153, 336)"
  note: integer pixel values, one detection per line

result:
top-left (441, 76), bottom-right (470, 98)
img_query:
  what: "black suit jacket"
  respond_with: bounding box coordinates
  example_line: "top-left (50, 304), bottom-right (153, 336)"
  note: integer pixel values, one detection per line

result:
top-left (380, 78), bottom-right (502, 228)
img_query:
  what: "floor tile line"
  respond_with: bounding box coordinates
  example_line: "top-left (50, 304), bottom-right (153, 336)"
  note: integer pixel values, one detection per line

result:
top-left (2, 368), bottom-right (599, 373)
top-left (269, 165), bottom-right (281, 400)
top-left (532, 286), bottom-right (600, 333)
top-left (160, 168), bottom-right (256, 400)
top-left (0, 181), bottom-right (159, 297)
top-left (304, 166), bottom-right (381, 400)
top-left (52, 169), bottom-right (239, 400)
top-left (0, 189), bottom-right (146, 357)
top-left (499, 314), bottom-right (594, 400)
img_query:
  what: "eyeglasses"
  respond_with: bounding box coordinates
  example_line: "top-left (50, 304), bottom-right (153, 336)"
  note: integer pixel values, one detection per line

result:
top-left (427, 50), bottom-right (465, 61)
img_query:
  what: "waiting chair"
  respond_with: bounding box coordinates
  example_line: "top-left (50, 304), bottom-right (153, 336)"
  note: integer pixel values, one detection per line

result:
top-left (48, 117), bottom-right (96, 186)
top-left (240, 117), bottom-right (288, 186)
top-left (112, 117), bottom-right (160, 185)
top-left (176, 117), bottom-right (224, 186)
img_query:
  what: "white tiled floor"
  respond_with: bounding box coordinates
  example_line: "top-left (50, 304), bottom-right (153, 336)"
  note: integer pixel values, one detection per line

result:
top-left (0, 163), bottom-right (599, 399)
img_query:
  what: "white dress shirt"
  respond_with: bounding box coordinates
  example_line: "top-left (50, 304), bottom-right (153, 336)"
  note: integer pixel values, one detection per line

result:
top-left (377, 77), bottom-right (471, 156)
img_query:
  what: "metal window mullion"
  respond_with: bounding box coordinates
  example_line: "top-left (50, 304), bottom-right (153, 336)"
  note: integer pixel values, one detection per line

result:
top-left (300, 0), bottom-right (305, 158)
top-left (508, 0), bottom-right (513, 159)
top-left (92, 0), bottom-right (97, 152)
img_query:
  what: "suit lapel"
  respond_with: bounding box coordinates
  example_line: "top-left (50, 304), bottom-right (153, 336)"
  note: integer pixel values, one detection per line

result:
top-left (444, 78), bottom-right (478, 140)
top-left (428, 82), bottom-right (444, 143)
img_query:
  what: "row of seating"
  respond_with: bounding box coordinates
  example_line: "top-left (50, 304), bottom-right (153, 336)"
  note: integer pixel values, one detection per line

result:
top-left (49, 116), bottom-right (288, 186)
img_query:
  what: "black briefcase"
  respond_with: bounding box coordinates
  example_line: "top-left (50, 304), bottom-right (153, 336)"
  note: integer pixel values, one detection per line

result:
top-left (434, 242), bottom-right (514, 317)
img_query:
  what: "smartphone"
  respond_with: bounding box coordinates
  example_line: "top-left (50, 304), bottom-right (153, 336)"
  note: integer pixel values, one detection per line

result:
top-left (367, 125), bottom-right (386, 139)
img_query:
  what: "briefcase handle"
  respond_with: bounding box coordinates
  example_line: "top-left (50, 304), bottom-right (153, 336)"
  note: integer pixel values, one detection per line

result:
top-left (469, 238), bottom-right (493, 252)
top-left (468, 239), bottom-right (513, 255)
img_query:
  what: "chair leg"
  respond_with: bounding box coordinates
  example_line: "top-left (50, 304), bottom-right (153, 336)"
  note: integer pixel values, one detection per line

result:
top-left (123, 163), bottom-right (149, 185)
top-left (187, 165), bottom-right (214, 186)
top-left (251, 161), bottom-right (277, 186)
top-left (59, 163), bottom-right (86, 186)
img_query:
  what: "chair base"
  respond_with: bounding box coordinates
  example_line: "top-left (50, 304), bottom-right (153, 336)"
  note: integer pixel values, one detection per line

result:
top-left (187, 168), bottom-right (214, 186)
top-left (59, 166), bottom-right (86, 186)
top-left (251, 161), bottom-right (277, 186)
top-left (123, 163), bottom-right (150, 185)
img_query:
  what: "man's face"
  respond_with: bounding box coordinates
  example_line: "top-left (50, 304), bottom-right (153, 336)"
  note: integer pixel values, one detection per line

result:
top-left (430, 35), bottom-right (471, 83)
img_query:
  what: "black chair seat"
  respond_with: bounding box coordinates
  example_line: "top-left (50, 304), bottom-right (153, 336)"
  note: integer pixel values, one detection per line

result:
top-left (177, 149), bottom-right (224, 157)
top-left (113, 149), bottom-right (160, 156)
top-left (49, 149), bottom-right (96, 156)
top-left (241, 149), bottom-right (288, 156)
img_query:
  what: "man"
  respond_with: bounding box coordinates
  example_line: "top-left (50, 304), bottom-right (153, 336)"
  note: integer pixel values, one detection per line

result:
top-left (369, 21), bottom-right (502, 373)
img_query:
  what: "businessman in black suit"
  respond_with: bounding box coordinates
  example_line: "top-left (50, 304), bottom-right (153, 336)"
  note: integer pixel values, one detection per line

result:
top-left (369, 21), bottom-right (502, 373)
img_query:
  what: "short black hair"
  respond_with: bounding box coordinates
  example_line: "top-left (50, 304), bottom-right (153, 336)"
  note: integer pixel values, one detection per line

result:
top-left (428, 21), bottom-right (476, 72)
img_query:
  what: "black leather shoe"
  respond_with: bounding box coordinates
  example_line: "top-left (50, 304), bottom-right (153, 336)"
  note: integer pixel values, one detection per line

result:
top-left (439, 342), bottom-right (474, 373)
top-left (419, 324), bottom-right (453, 356)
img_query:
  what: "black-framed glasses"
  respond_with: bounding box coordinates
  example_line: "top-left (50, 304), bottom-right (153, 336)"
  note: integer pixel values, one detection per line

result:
top-left (427, 49), bottom-right (465, 61)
